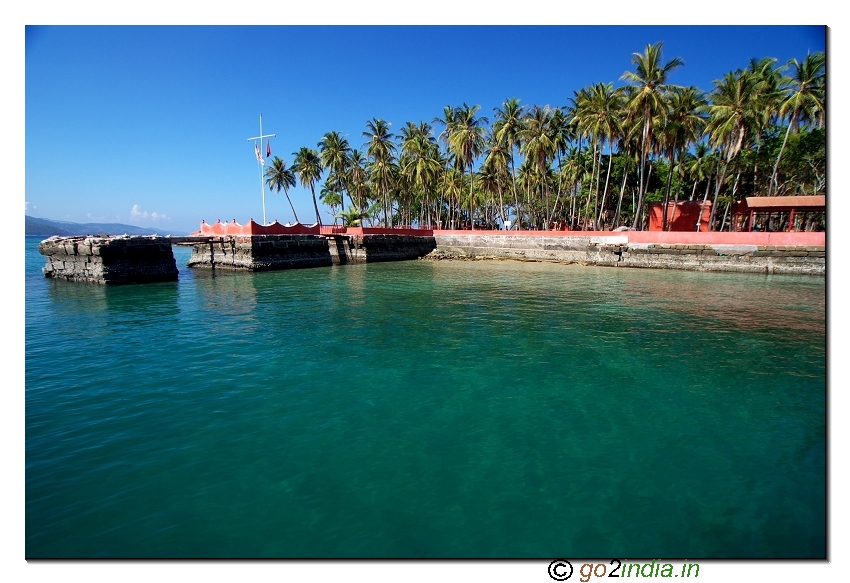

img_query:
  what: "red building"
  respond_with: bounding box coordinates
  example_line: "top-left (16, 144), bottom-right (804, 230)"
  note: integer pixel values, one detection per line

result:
top-left (730, 196), bottom-right (825, 232)
top-left (648, 200), bottom-right (712, 232)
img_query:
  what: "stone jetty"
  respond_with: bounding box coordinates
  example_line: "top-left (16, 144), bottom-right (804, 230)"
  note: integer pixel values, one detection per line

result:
top-left (184, 233), bottom-right (437, 270)
top-left (37, 227), bottom-right (824, 285)
top-left (38, 235), bottom-right (178, 284)
top-left (428, 232), bottom-right (825, 276)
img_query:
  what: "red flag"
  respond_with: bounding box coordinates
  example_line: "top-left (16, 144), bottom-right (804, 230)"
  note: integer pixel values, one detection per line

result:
top-left (266, 140), bottom-right (271, 158)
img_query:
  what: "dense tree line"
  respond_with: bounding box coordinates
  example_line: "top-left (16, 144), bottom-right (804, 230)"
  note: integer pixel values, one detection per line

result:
top-left (266, 43), bottom-right (825, 231)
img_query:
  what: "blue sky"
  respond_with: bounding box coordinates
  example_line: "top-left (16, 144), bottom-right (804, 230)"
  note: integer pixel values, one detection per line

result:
top-left (24, 24), bottom-right (825, 234)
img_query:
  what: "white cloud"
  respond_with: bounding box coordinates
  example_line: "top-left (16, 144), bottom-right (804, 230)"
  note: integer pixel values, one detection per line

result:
top-left (25, 201), bottom-right (36, 212)
top-left (131, 204), bottom-right (170, 222)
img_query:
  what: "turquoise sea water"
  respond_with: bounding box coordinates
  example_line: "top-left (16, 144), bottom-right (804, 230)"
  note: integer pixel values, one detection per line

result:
top-left (24, 236), bottom-right (825, 558)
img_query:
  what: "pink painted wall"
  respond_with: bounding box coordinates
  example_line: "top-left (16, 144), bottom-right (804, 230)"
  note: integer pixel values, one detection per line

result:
top-left (324, 227), bottom-right (436, 236)
top-left (189, 222), bottom-right (824, 247)
top-left (192, 220), bottom-right (321, 236)
top-left (625, 231), bottom-right (825, 246)
top-left (433, 229), bottom-right (825, 246)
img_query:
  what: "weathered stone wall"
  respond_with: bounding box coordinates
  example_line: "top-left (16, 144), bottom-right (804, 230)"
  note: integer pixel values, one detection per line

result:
top-left (188, 234), bottom-right (435, 270)
top-left (620, 243), bottom-right (825, 275)
top-left (342, 235), bottom-right (436, 264)
top-left (186, 235), bottom-right (333, 270)
top-left (431, 234), bottom-right (825, 275)
top-left (38, 236), bottom-right (178, 284)
top-left (431, 234), bottom-right (625, 266)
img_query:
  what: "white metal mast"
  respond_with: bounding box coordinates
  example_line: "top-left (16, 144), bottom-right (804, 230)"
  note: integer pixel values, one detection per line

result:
top-left (247, 113), bottom-right (276, 225)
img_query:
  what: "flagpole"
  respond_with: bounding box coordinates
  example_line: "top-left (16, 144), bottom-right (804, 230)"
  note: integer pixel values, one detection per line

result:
top-left (247, 114), bottom-right (276, 226)
top-left (259, 114), bottom-right (265, 225)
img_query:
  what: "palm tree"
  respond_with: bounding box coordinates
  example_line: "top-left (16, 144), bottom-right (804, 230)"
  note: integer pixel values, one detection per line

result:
top-left (703, 69), bottom-right (760, 230)
top-left (548, 107), bottom-right (574, 228)
top-left (320, 180), bottom-right (343, 224)
top-left (520, 105), bottom-right (556, 228)
top-left (292, 147), bottom-right (324, 227)
top-left (657, 86), bottom-right (707, 229)
top-left (482, 126), bottom-right (511, 226)
top-left (621, 42), bottom-right (684, 229)
top-left (769, 52), bottom-right (825, 195)
top-left (401, 130), bottom-right (441, 227)
top-left (347, 148), bottom-right (370, 220)
top-left (493, 98), bottom-right (526, 229)
top-left (318, 131), bottom-right (353, 209)
top-left (744, 57), bottom-right (785, 194)
top-left (574, 83), bottom-right (624, 229)
top-left (336, 206), bottom-right (367, 228)
top-left (449, 104), bottom-right (489, 229)
top-left (264, 156), bottom-right (299, 223)
top-left (363, 118), bottom-right (396, 227)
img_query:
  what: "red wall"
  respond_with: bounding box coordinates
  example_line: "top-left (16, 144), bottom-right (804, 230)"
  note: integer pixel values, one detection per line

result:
top-left (649, 201), bottom-right (711, 232)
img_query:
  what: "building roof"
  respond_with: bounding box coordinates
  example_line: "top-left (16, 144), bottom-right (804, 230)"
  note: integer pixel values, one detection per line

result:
top-left (744, 195), bottom-right (825, 210)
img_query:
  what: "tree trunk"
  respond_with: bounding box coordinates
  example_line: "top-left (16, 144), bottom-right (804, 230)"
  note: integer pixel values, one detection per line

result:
top-left (720, 170), bottom-right (740, 231)
top-left (613, 162), bottom-right (628, 229)
top-left (597, 144), bottom-right (615, 230)
top-left (661, 149), bottom-right (675, 231)
top-left (284, 189), bottom-right (299, 223)
top-left (310, 185), bottom-right (322, 227)
top-left (696, 158), bottom-right (717, 231)
top-left (707, 159), bottom-right (730, 231)
top-left (769, 116), bottom-right (795, 196)
top-left (583, 142), bottom-right (599, 230)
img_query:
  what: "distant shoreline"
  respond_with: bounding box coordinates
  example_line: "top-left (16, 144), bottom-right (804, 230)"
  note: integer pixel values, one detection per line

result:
top-left (25, 215), bottom-right (186, 237)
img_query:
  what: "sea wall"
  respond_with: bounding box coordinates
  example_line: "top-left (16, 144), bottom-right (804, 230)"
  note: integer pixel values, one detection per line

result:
top-left (430, 232), bottom-right (825, 275)
top-left (328, 234), bottom-right (437, 264)
top-left (187, 234), bottom-right (437, 270)
top-left (38, 236), bottom-right (178, 284)
top-left (186, 235), bottom-right (333, 270)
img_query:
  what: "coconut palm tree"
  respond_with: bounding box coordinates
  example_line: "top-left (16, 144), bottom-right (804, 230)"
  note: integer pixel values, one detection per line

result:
top-left (320, 180), bottom-right (343, 224)
top-left (493, 98), bottom-right (526, 229)
top-left (347, 148), bottom-right (370, 220)
top-left (264, 156), bottom-right (299, 224)
top-left (336, 206), bottom-right (367, 228)
top-left (768, 51), bottom-right (825, 195)
top-left (363, 118), bottom-right (396, 227)
top-left (482, 126), bottom-right (512, 226)
top-left (318, 131), bottom-right (353, 210)
top-left (401, 130), bottom-right (441, 226)
top-left (574, 83), bottom-right (625, 229)
top-left (703, 69), bottom-right (760, 230)
top-left (448, 103), bottom-right (489, 229)
top-left (548, 107), bottom-right (574, 228)
top-left (520, 105), bottom-right (558, 228)
top-left (621, 42), bottom-right (684, 229)
top-left (292, 147), bottom-right (324, 226)
top-left (744, 57), bottom-right (785, 194)
top-left (657, 86), bottom-right (707, 229)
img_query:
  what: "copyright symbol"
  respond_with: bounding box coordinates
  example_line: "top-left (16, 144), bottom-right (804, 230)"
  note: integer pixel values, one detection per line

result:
top-left (548, 560), bottom-right (573, 581)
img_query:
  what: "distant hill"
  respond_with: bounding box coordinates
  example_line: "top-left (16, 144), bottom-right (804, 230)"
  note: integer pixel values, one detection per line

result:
top-left (26, 216), bottom-right (183, 237)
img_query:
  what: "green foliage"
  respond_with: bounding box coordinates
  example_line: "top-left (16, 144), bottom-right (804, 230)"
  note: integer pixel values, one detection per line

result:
top-left (292, 47), bottom-right (825, 231)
